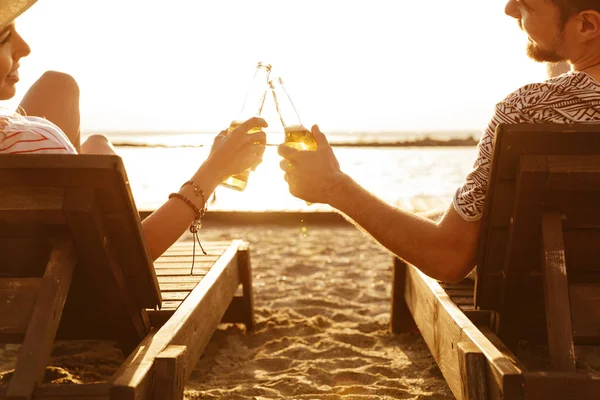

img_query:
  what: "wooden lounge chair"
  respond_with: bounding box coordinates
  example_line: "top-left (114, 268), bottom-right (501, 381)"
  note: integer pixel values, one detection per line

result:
top-left (0, 154), bottom-right (254, 400)
top-left (391, 124), bottom-right (600, 399)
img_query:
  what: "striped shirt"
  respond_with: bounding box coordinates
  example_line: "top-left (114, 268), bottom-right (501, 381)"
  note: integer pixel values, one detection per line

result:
top-left (0, 109), bottom-right (77, 155)
top-left (454, 71), bottom-right (600, 221)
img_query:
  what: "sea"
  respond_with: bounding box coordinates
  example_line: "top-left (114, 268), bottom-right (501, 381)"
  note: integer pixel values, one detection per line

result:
top-left (99, 130), bottom-right (481, 213)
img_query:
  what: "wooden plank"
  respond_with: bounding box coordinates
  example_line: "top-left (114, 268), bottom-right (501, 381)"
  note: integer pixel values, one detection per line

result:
top-left (159, 292), bottom-right (191, 301)
top-left (457, 342), bottom-right (488, 400)
top-left (7, 239), bottom-right (76, 400)
top-left (545, 155), bottom-right (600, 190)
top-left (160, 301), bottom-right (183, 310)
top-left (570, 283), bottom-right (600, 344)
top-left (153, 255), bottom-right (220, 264)
top-left (158, 283), bottom-right (200, 292)
top-left (237, 242), bottom-right (255, 331)
top-left (446, 288), bottom-right (475, 297)
top-left (156, 276), bottom-right (205, 283)
top-left (151, 296), bottom-right (252, 328)
top-left (110, 240), bottom-right (245, 400)
top-left (152, 345), bottom-right (187, 400)
top-left (62, 188), bottom-right (149, 345)
top-left (0, 383), bottom-right (109, 399)
top-left (0, 188), bottom-right (65, 225)
top-left (154, 269), bottom-right (208, 277)
top-left (390, 258), bottom-right (416, 333)
top-left (0, 279), bottom-right (40, 341)
top-left (496, 156), bottom-right (548, 351)
top-left (541, 213), bottom-right (576, 372)
top-left (524, 372), bottom-right (600, 400)
top-left (492, 124), bottom-right (600, 180)
top-left (404, 264), bottom-right (523, 400)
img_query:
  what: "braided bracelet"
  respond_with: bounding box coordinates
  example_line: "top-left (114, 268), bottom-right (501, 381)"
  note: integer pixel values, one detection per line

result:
top-left (169, 192), bottom-right (201, 220)
top-left (168, 191), bottom-right (208, 273)
top-left (181, 180), bottom-right (207, 206)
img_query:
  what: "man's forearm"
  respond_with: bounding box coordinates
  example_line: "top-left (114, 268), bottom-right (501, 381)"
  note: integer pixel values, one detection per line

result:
top-left (328, 173), bottom-right (474, 282)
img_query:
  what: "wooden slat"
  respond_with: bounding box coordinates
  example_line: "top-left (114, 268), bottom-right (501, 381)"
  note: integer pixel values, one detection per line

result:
top-left (152, 345), bottom-right (187, 400)
top-left (160, 301), bottom-right (183, 310)
top-left (0, 383), bottom-right (109, 399)
top-left (62, 187), bottom-right (149, 345)
top-left (570, 283), bottom-right (600, 343)
top-left (156, 276), bottom-right (205, 284)
top-left (159, 292), bottom-right (191, 301)
top-left (0, 278), bottom-right (40, 341)
top-left (496, 156), bottom-right (548, 350)
top-left (237, 242), bottom-right (255, 331)
top-left (111, 240), bottom-right (245, 400)
top-left (446, 289), bottom-right (475, 297)
top-left (391, 259), bottom-right (417, 333)
top-left (154, 269), bottom-right (207, 277)
top-left (541, 213), bottom-right (576, 372)
top-left (404, 264), bottom-right (523, 400)
top-left (7, 239), bottom-right (76, 400)
top-left (524, 372), bottom-right (600, 400)
top-left (158, 283), bottom-right (200, 292)
top-left (457, 342), bottom-right (488, 400)
top-left (153, 256), bottom-right (220, 264)
top-left (545, 155), bottom-right (600, 190)
top-left (492, 124), bottom-right (600, 180)
top-left (0, 188), bottom-right (65, 225)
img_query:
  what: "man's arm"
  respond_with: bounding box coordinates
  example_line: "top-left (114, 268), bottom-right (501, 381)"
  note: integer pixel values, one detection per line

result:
top-left (280, 125), bottom-right (481, 283)
top-left (330, 173), bottom-right (480, 282)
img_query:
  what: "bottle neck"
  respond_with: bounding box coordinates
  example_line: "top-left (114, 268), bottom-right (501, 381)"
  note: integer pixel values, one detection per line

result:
top-left (236, 65), bottom-right (271, 120)
top-left (270, 78), bottom-right (303, 129)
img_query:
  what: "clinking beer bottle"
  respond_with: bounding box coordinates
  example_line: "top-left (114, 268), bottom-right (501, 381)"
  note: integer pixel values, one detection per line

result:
top-left (269, 77), bottom-right (318, 151)
top-left (220, 62), bottom-right (272, 191)
top-left (271, 77), bottom-right (317, 207)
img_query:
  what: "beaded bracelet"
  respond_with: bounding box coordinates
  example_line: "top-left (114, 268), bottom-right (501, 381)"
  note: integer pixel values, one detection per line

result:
top-left (169, 191), bottom-right (208, 273)
top-left (181, 180), bottom-right (206, 203)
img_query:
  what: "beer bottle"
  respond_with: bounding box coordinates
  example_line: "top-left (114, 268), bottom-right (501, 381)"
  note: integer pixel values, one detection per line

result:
top-left (221, 62), bottom-right (272, 191)
top-left (269, 77), bottom-right (317, 151)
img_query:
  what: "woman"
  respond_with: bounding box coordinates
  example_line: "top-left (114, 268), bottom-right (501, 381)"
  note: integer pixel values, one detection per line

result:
top-left (0, 0), bottom-right (267, 260)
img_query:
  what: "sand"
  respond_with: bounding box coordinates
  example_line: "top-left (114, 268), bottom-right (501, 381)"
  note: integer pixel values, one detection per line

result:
top-left (0, 222), bottom-right (455, 399)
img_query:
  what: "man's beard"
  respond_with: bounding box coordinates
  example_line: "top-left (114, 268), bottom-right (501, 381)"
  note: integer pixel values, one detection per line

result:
top-left (526, 41), bottom-right (567, 63)
top-left (518, 19), bottom-right (567, 63)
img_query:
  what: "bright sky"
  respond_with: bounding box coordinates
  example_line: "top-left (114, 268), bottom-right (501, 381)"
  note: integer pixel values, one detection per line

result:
top-left (4, 0), bottom-right (549, 134)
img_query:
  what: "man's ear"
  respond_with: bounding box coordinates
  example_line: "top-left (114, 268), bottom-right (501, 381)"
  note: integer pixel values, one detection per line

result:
top-left (576, 10), bottom-right (600, 42)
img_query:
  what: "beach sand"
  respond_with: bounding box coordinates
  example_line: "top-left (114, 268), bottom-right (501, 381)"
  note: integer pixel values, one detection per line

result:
top-left (0, 221), bottom-right (453, 399)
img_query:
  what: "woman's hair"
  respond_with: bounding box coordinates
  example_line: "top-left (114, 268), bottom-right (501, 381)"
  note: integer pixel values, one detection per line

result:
top-left (552, 0), bottom-right (600, 24)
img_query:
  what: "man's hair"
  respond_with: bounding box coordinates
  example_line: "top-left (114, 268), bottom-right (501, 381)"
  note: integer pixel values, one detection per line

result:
top-left (551, 0), bottom-right (600, 24)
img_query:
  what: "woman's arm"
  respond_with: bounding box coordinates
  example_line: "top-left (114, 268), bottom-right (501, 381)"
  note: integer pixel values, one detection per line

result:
top-left (141, 158), bottom-right (222, 261)
top-left (141, 117), bottom-right (267, 261)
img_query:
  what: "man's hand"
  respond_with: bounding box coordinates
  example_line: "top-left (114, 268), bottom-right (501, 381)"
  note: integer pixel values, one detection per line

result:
top-left (278, 124), bottom-right (346, 204)
top-left (207, 117), bottom-right (267, 181)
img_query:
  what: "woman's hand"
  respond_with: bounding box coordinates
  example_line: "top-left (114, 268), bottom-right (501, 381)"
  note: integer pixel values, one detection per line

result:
top-left (206, 117), bottom-right (268, 182)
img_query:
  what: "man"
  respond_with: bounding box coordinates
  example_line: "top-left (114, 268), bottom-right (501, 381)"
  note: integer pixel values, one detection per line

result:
top-left (278, 0), bottom-right (600, 283)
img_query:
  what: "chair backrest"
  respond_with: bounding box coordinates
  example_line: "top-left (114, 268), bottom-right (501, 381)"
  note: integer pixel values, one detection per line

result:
top-left (0, 154), bottom-right (161, 343)
top-left (476, 123), bottom-right (600, 344)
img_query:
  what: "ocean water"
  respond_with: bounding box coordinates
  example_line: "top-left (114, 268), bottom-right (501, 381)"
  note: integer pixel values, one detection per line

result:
top-left (103, 131), bottom-right (479, 212)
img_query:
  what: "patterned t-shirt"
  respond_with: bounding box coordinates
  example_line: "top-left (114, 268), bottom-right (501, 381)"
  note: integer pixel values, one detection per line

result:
top-left (0, 108), bottom-right (77, 154)
top-left (453, 71), bottom-right (600, 221)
